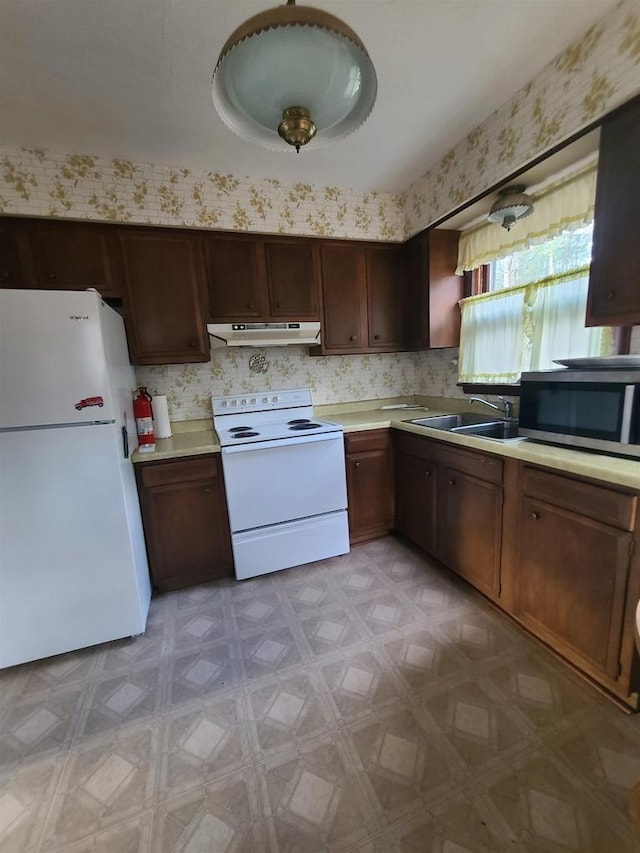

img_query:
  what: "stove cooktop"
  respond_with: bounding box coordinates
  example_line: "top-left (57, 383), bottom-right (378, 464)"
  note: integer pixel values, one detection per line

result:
top-left (217, 417), bottom-right (341, 446)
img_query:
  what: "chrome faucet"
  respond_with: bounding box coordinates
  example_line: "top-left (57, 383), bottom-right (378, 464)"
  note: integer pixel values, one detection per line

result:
top-left (468, 396), bottom-right (514, 419)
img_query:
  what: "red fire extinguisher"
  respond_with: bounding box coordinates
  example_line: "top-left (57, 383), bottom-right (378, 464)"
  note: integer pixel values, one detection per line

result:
top-left (133, 387), bottom-right (155, 452)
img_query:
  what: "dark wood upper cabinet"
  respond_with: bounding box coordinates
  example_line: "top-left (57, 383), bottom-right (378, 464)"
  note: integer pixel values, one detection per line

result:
top-left (366, 245), bottom-right (404, 349)
top-left (119, 228), bottom-right (210, 364)
top-left (0, 220), bottom-right (23, 287)
top-left (205, 232), bottom-right (319, 321)
top-left (587, 96), bottom-right (640, 326)
top-left (403, 228), bottom-right (463, 349)
top-left (318, 242), bottom-right (368, 352)
top-left (264, 238), bottom-right (319, 319)
top-left (13, 218), bottom-right (122, 298)
top-left (205, 233), bottom-right (264, 319)
top-left (316, 241), bottom-right (405, 354)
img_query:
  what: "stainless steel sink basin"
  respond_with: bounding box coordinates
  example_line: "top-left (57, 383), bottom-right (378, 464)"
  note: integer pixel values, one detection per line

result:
top-left (408, 412), bottom-right (498, 430)
top-left (406, 412), bottom-right (520, 441)
top-left (451, 420), bottom-right (520, 440)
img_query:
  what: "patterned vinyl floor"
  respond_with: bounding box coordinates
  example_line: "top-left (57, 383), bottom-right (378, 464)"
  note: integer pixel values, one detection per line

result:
top-left (1, 536), bottom-right (640, 851)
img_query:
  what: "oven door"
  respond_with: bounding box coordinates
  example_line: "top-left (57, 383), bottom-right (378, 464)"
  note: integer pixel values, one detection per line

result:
top-left (221, 432), bottom-right (348, 532)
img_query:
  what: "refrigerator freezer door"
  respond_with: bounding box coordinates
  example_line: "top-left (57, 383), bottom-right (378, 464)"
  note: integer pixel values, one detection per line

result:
top-left (0, 289), bottom-right (114, 428)
top-left (0, 423), bottom-right (150, 667)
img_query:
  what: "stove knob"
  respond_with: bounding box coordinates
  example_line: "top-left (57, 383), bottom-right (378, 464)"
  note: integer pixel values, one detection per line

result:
top-left (240, 398), bottom-right (247, 405)
top-left (221, 400), bottom-right (227, 408)
top-left (250, 397), bottom-right (256, 405)
top-left (231, 400), bottom-right (237, 407)
top-left (272, 396), bottom-right (279, 403)
top-left (262, 396), bottom-right (269, 404)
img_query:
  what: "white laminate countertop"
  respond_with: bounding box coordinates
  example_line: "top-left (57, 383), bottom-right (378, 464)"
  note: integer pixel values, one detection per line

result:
top-left (131, 401), bottom-right (640, 491)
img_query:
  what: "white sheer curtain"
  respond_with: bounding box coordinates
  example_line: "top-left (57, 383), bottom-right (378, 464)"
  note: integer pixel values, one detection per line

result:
top-left (529, 271), bottom-right (610, 368)
top-left (458, 289), bottom-right (525, 383)
top-left (458, 268), bottom-right (615, 383)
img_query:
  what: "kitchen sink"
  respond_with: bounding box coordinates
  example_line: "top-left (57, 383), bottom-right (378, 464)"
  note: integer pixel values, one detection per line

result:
top-left (408, 412), bottom-right (499, 430)
top-left (406, 412), bottom-right (520, 441)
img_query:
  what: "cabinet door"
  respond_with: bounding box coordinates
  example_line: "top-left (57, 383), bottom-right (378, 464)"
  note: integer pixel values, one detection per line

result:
top-left (265, 239), bottom-right (319, 319)
top-left (402, 229), bottom-right (462, 350)
top-left (0, 221), bottom-right (23, 287)
top-left (138, 456), bottom-right (233, 591)
top-left (403, 232), bottom-right (429, 350)
top-left (345, 431), bottom-right (392, 543)
top-left (119, 229), bottom-right (209, 364)
top-left (15, 219), bottom-right (122, 298)
top-left (366, 245), bottom-right (404, 349)
top-left (394, 447), bottom-right (438, 554)
top-left (587, 96), bottom-right (640, 326)
top-left (428, 229), bottom-right (463, 348)
top-left (205, 234), bottom-right (264, 319)
top-left (514, 496), bottom-right (631, 680)
top-left (440, 467), bottom-right (502, 599)
top-left (319, 243), bottom-right (367, 351)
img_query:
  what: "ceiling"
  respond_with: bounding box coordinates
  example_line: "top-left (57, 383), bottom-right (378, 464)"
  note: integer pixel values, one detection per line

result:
top-left (0, 0), bottom-right (617, 193)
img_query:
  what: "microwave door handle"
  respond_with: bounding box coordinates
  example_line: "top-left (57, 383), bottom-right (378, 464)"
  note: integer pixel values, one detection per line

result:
top-left (621, 385), bottom-right (635, 443)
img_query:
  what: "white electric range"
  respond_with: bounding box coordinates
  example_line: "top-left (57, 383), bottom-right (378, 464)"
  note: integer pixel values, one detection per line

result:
top-left (212, 388), bottom-right (350, 579)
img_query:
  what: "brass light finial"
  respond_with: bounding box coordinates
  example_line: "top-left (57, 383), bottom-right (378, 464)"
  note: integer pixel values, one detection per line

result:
top-left (278, 107), bottom-right (317, 153)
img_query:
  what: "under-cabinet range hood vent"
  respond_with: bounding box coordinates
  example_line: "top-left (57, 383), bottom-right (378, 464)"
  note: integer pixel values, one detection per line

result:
top-left (207, 322), bottom-right (321, 347)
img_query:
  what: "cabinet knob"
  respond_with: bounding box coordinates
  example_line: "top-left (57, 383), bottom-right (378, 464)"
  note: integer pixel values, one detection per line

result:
top-left (204, 488), bottom-right (212, 494)
top-left (350, 335), bottom-right (358, 342)
top-left (2, 271), bottom-right (10, 280)
top-left (607, 290), bottom-right (615, 301)
top-left (530, 511), bottom-right (539, 520)
top-left (246, 302), bottom-right (253, 309)
top-left (354, 461), bottom-right (360, 469)
top-left (49, 272), bottom-right (56, 280)
top-left (449, 479), bottom-right (455, 486)
top-left (374, 334), bottom-right (381, 340)
top-left (276, 301), bottom-right (283, 308)
top-left (425, 469), bottom-right (430, 477)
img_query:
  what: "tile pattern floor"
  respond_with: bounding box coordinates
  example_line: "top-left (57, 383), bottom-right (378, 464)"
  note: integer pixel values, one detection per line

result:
top-left (2, 536), bottom-right (640, 851)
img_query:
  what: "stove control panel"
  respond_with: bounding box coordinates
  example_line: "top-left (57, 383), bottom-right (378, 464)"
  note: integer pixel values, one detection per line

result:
top-left (212, 387), bottom-right (312, 417)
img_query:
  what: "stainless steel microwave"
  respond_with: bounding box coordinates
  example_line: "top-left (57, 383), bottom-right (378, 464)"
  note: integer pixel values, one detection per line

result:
top-left (519, 368), bottom-right (640, 458)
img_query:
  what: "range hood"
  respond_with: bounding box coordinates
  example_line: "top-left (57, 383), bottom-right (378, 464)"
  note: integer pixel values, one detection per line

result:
top-left (208, 321), bottom-right (321, 348)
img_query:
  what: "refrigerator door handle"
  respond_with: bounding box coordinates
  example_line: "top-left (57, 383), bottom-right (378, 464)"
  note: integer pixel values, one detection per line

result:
top-left (122, 425), bottom-right (129, 459)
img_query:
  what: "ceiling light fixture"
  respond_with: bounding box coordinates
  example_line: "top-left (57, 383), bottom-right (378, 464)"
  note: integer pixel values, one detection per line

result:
top-left (487, 185), bottom-right (535, 230)
top-left (211, 0), bottom-right (377, 153)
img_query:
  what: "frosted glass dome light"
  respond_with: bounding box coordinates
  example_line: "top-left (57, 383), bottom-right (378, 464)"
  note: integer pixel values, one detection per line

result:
top-left (212, 0), bottom-right (377, 152)
top-left (488, 185), bottom-right (535, 231)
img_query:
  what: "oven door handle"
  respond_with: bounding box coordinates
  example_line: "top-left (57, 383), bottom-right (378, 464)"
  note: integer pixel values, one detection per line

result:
top-left (222, 431), bottom-right (342, 454)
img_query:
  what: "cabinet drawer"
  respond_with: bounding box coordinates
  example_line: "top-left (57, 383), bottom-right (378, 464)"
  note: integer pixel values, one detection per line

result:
top-left (345, 429), bottom-right (389, 454)
top-left (522, 466), bottom-right (636, 531)
top-left (439, 445), bottom-right (503, 485)
top-left (139, 456), bottom-right (219, 488)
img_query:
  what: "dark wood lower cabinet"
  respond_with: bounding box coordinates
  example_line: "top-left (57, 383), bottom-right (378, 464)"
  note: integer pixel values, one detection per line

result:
top-left (511, 466), bottom-right (636, 686)
top-left (135, 454), bottom-right (233, 592)
top-left (345, 430), bottom-right (393, 543)
top-left (394, 433), bottom-right (438, 554)
top-left (439, 466), bottom-right (502, 600)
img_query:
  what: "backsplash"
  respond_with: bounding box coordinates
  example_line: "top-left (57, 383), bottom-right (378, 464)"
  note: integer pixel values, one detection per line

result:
top-left (135, 347), bottom-right (464, 422)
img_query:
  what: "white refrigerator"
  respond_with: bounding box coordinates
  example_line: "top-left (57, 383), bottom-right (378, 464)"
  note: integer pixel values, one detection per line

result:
top-left (0, 289), bottom-right (151, 668)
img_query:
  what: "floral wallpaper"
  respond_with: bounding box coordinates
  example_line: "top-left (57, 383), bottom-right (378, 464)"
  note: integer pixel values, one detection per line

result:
top-left (404, 0), bottom-right (640, 234)
top-left (135, 347), bottom-right (464, 422)
top-left (0, 147), bottom-right (404, 241)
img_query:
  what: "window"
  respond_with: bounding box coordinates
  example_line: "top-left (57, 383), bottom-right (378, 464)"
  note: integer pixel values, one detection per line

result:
top-left (455, 167), bottom-right (615, 385)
